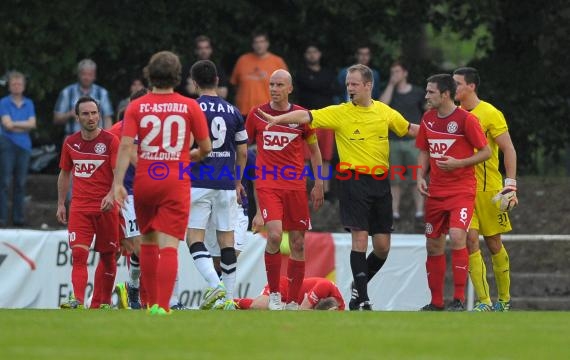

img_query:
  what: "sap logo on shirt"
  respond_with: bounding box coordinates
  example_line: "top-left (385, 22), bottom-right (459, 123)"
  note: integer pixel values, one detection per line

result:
top-left (262, 131), bottom-right (298, 150)
top-left (428, 139), bottom-right (456, 158)
top-left (73, 160), bottom-right (105, 178)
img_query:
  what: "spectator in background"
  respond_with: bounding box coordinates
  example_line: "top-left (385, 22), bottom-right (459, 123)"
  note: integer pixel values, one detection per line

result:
top-left (296, 44), bottom-right (339, 199)
top-left (380, 60), bottom-right (426, 223)
top-left (116, 77), bottom-right (145, 120)
top-left (182, 35), bottom-right (228, 99)
top-left (177, 35), bottom-right (229, 99)
top-left (53, 59), bottom-right (113, 137)
top-left (336, 46), bottom-right (381, 103)
top-left (230, 31), bottom-right (288, 117)
top-left (0, 71), bottom-right (36, 227)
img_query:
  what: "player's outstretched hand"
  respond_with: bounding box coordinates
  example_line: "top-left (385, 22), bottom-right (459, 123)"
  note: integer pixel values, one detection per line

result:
top-left (257, 109), bottom-right (279, 130)
top-left (113, 184), bottom-right (127, 210)
top-left (56, 204), bottom-right (67, 225)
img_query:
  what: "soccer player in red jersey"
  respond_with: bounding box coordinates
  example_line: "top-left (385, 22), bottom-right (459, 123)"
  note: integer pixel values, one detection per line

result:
top-left (114, 51), bottom-right (211, 315)
top-left (108, 88), bottom-right (149, 310)
top-left (246, 69), bottom-right (324, 310)
top-left (57, 96), bottom-right (120, 309)
top-left (235, 276), bottom-right (345, 311)
top-left (415, 74), bottom-right (491, 311)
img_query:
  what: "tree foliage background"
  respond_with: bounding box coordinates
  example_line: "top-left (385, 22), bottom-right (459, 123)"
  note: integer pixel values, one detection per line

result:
top-left (1, 0), bottom-right (568, 174)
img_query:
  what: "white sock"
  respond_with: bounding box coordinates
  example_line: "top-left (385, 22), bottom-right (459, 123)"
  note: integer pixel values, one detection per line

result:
top-left (169, 274), bottom-right (180, 307)
top-left (190, 242), bottom-right (221, 288)
top-left (128, 253), bottom-right (140, 288)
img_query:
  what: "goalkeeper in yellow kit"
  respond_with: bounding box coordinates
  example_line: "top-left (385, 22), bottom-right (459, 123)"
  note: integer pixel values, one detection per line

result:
top-left (453, 67), bottom-right (518, 312)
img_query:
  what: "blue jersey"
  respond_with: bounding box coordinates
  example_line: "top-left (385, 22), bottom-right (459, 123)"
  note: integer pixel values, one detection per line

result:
top-left (192, 95), bottom-right (248, 190)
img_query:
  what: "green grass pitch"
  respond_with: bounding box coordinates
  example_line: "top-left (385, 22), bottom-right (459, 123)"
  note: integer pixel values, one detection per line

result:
top-left (1, 310), bottom-right (569, 359)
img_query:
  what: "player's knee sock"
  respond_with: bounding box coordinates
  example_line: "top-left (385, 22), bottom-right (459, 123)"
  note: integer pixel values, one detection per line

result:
top-left (157, 247), bottom-right (178, 311)
top-left (286, 258), bottom-right (305, 303)
top-left (236, 298), bottom-right (253, 310)
top-left (452, 248), bottom-right (469, 302)
top-left (492, 245), bottom-right (511, 301)
top-left (71, 247), bottom-right (89, 304)
top-left (426, 254), bottom-right (446, 308)
top-left (264, 250), bottom-right (282, 294)
top-left (366, 252), bottom-right (386, 282)
top-left (139, 276), bottom-right (147, 308)
top-left (350, 250), bottom-right (369, 302)
top-left (98, 252), bottom-right (117, 305)
top-left (189, 242), bottom-right (220, 288)
top-left (468, 250), bottom-right (491, 304)
top-left (91, 261), bottom-right (104, 309)
top-left (128, 253), bottom-right (140, 288)
top-left (169, 275), bottom-right (180, 307)
top-left (221, 247), bottom-right (237, 299)
top-left (140, 243), bottom-right (159, 306)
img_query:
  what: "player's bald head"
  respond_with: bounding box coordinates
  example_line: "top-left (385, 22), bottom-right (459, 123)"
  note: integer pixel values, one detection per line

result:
top-left (270, 69), bottom-right (292, 86)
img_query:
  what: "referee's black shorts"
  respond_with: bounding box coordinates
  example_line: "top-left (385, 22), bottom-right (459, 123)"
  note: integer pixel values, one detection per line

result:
top-left (338, 171), bottom-right (393, 235)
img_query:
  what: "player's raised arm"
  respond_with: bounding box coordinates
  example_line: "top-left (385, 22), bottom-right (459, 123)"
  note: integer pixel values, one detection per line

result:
top-left (258, 108), bottom-right (311, 129)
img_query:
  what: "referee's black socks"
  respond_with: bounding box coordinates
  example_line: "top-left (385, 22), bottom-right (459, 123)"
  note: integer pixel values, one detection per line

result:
top-left (350, 250), bottom-right (369, 302)
top-left (366, 252), bottom-right (386, 282)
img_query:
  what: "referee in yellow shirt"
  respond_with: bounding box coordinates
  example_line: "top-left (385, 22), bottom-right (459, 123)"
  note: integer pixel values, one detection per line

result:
top-left (453, 67), bottom-right (518, 312)
top-left (258, 64), bottom-right (418, 310)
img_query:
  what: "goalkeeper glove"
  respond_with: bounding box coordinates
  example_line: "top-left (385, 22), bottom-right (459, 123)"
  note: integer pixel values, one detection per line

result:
top-left (492, 178), bottom-right (518, 212)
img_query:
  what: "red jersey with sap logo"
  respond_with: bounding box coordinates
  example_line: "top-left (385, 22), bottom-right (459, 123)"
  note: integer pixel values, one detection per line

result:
top-left (246, 103), bottom-right (316, 190)
top-left (123, 92), bottom-right (209, 180)
top-left (59, 130), bottom-right (119, 212)
top-left (416, 107), bottom-right (487, 197)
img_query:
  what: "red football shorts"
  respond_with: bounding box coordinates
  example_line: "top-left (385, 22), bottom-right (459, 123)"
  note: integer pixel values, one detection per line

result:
top-left (68, 209), bottom-right (119, 253)
top-left (133, 177), bottom-right (190, 240)
top-left (256, 187), bottom-right (310, 231)
top-left (424, 193), bottom-right (475, 238)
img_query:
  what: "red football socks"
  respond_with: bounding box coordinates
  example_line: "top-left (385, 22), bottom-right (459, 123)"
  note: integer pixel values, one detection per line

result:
top-left (139, 243), bottom-right (159, 306)
top-left (236, 298), bottom-right (253, 310)
top-left (70, 247), bottom-right (89, 304)
top-left (265, 251), bottom-right (282, 294)
top-left (452, 248), bottom-right (469, 302)
top-left (157, 247), bottom-right (178, 311)
top-left (426, 254), bottom-right (446, 308)
top-left (286, 258), bottom-right (305, 303)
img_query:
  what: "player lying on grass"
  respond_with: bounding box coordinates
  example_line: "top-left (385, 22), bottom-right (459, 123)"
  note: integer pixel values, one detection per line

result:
top-left (234, 276), bottom-right (345, 310)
